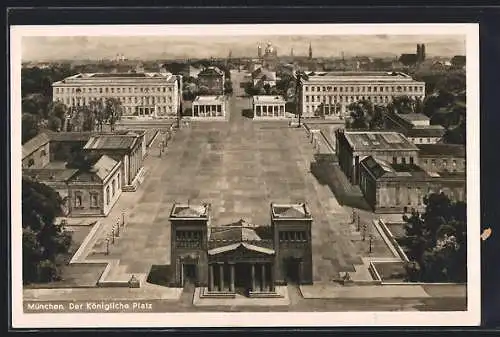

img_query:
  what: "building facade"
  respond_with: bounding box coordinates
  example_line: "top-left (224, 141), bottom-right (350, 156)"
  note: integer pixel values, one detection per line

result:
top-left (417, 144), bottom-right (466, 173)
top-left (252, 95), bottom-right (286, 119)
top-left (168, 203), bottom-right (313, 297)
top-left (83, 133), bottom-right (144, 191)
top-left (359, 156), bottom-right (466, 213)
top-left (52, 72), bottom-right (181, 119)
top-left (300, 72), bottom-right (425, 118)
top-left (22, 133), bottom-right (51, 169)
top-left (68, 155), bottom-right (122, 217)
top-left (335, 130), bottom-right (420, 185)
top-left (197, 67), bottom-right (225, 95)
top-left (192, 96), bottom-right (226, 118)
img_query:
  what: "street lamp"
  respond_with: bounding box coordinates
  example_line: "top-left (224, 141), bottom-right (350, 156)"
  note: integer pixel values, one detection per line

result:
top-left (369, 234), bottom-right (374, 253)
top-left (121, 210), bottom-right (125, 226)
top-left (362, 223), bottom-right (367, 241)
top-left (105, 238), bottom-right (110, 255)
top-left (111, 228), bottom-right (115, 244)
top-left (115, 222), bottom-right (120, 237)
top-left (356, 214), bottom-right (361, 232)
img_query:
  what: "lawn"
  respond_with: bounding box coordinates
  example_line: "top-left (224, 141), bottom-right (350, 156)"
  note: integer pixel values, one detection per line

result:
top-left (372, 261), bottom-right (407, 282)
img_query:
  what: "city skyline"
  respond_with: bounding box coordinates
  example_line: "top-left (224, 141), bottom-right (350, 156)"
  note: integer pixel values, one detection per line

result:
top-left (22, 35), bottom-right (466, 62)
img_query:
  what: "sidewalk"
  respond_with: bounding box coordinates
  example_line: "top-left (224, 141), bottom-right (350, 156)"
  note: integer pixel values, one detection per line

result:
top-left (299, 283), bottom-right (431, 299)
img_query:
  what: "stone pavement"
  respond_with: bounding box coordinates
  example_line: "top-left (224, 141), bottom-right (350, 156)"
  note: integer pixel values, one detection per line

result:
top-left (299, 283), bottom-right (431, 299)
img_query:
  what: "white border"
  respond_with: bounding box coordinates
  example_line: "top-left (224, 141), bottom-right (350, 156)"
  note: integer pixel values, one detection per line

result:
top-left (10, 24), bottom-right (480, 328)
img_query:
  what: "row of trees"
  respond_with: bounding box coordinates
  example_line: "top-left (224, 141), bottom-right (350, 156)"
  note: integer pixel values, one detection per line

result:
top-left (401, 193), bottom-right (467, 283)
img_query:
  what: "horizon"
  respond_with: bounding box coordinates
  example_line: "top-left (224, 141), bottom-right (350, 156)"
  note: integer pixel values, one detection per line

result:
top-left (22, 35), bottom-right (465, 62)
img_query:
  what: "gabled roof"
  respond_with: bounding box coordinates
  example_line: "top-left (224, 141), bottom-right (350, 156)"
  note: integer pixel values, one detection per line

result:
top-left (198, 66), bottom-right (224, 76)
top-left (360, 156), bottom-right (395, 179)
top-left (84, 135), bottom-right (137, 151)
top-left (209, 219), bottom-right (261, 242)
top-left (91, 155), bottom-right (120, 180)
top-left (272, 203), bottom-right (311, 219)
top-left (208, 242), bottom-right (275, 256)
top-left (22, 133), bottom-right (50, 158)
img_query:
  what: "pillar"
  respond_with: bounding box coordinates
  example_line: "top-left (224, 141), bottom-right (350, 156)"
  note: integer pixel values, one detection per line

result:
top-left (218, 263), bottom-right (224, 291)
top-left (251, 263), bottom-right (256, 292)
top-left (298, 260), bottom-right (303, 285)
top-left (270, 264), bottom-right (275, 292)
top-left (261, 263), bottom-right (266, 291)
top-left (229, 263), bottom-right (235, 292)
top-left (208, 264), bottom-right (214, 291)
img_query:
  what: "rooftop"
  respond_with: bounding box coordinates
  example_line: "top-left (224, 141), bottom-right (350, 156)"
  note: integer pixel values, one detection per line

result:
top-left (91, 155), bottom-right (120, 180)
top-left (198, 66), bottom-right (224, 76)
top-left (342, 131), bottom-right (419, 152)
top-left (271, 203), bottom-right (311, 219)
top-left (209, 220), bottom-right (262, 242)
top-left (417, 144), bottom-right (466, 157)
top-left (303, 71), bottom-right (420, 82)
top-left (84, 135), bottom-right (137, 151)
top-left (193, 95), bottom-right (225, 104)
top-left (253, 95), bottom-right (286, 104)
top-left (360, 156), bottom-right (429, 180)
top-left (22, 132), bottom-right (50, 158)
top-left (22, 168), bottom-right (79, 182)
top-left (170, 203), bottom-right (209, 219)
top-left (46, 131), bottom-right (95, 142)
top-left (405, 127), bottom-right (446, 138)
top-left (53, 72), bottom-right (177, 85)
top-left (396, 113), bottom-right (430, 122)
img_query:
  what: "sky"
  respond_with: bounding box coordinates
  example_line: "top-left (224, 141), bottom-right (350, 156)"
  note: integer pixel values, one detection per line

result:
top-left (22, 35), bottom-right (466, 61)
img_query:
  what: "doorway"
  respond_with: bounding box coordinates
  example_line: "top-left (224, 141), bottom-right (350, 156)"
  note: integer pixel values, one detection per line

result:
top-left (284, 257), bottom-right (301, 284)
top-left (182, 263), bottom-right (197, 286)
top-left (234, 263), bottom-right (251, 295)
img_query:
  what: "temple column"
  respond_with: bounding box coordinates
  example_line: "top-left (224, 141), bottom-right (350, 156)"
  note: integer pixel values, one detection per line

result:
top-left (298, 260), bottom-right (303, 285)
top-left (229, 263), bottom-right (235, 292)
top-left (261, 263), bottom-right (266, 292)
top-left (270, 264), bottom-right (275, 292)
top-left (208, 264), bottom-right (214, 291)
top-left (218, 263), bottom-right (224, 291)
top-left (251, 263), bottom-right (256, 292)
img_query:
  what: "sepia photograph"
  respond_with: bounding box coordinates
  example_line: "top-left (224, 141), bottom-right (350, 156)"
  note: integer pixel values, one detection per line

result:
top-left (10, 23), bottom-right (480, 328)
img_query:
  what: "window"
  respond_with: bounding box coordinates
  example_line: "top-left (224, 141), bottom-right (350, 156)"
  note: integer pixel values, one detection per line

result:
top-left (380, 87), bottom-right (384, 92)
top-left (368, 87), bottom-right (372, 92)
top-left (333, 87), bottom-right (337, 92)
top-left (350, 87), bottom-right (354, 92)
top-left (99, 88), bottom-right (103, 93)
top-left (340, 87), bottom-right (343, 92)
top-left (117, 88), bottom-right (121, 93)
top-left (317, 86), bottom-right (320, 91)
top-left (40, 149), bottom-right (47, 157)
top-left (112, 179), bottom-right (116, 196)
top-left (90, 193), bottom-right (99, 208)
top-left (311, 86), bottom-right (315, 92)
top-left (305, 86), bottom-right (309, 92)
top-left (74, 192), bottom-right (83, 208)
top-left (106, 186), bottom-right (110, 205)
top-left (322, 86), bottom-right (326, 91)
top-left (311, 96), bottom-right (315, 102)
top-left (402, 157), bottom-right (406, 164)
top-left (305, 96), bottom-right (309, 102)
top-left (410, 157), bottom-right (414, 164)
top-left (373, 86), bottom-right (377, 92)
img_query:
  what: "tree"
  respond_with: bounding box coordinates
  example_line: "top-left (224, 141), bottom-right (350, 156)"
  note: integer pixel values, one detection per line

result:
top-left (224, 79), bottom-right (233, 95)
top-left (22, 93), bottom-right (50, 119)
top-left (89, 99), bottom-right (106, 132)
top-left (347, 99), bottom-right (373, 129)
top-left (22, 113), bottom-right (40, 144)
top-left (22, 178), bottom-right (72, 284)
top-left (400, 192), bottom-right (467, 283)
top-left (389, 95), bottom-right (424, 115)
top-left (104, 98), bottom-right (123, 131)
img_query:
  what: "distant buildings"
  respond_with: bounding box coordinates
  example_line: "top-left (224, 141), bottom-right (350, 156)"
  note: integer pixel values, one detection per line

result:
top-left (300, 71), bottom-right (425, 118)
top-left (197, 66), bottom-right (225, 95)
top-left (52, 71), bottom-right (181, 119)
top-left (335, 129), bottom-right (466, 213)
top-left (251, 68), bottom-right (277, 87)
top-left (192, 95), bottom-right (226, 118)
top-left (398, 44), bottom-right (426, 67)
top-left (252, 96), bottom-right (287, 119)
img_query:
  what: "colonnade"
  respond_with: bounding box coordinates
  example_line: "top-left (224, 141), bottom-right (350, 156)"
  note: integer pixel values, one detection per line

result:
top-left (208, 262), bottom-right (275, 293)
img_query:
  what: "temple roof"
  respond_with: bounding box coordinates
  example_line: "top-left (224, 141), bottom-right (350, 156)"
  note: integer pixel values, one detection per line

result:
top-left (208, 242), bottom-right (275, 256)
top-left (210, 219), bottom-right (261, 242)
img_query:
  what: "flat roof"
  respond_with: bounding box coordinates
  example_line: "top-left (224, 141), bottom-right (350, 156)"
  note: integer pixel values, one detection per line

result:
top-left (23, 168), bottom-right (79, 182)
top-left (170, 203), bottom-right (209, 219)
top-left (253, 95), bottom-right (286, 104)
top-left (193, 95), bottom-right (225, 104)
top-left (343, 131), bottom-right (419, 152)
top-left (271, 203), bottom-right (312, 219)
top-left (53, 72), bottom-right (178, 85)
top-left (84, 135), bottom-right (137, 151)
top-left (396, 113), bottom-right (430, 122)
top-left (417, 144), bottom-right (466, 157)
top-left (303, 71), bottom-right (422, 83)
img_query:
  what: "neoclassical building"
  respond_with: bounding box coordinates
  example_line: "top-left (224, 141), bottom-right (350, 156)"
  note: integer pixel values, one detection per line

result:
top-left (191, 96), bottom-right (226, 118)
top-left (252, 95), bottom-right (286, 119)
top-left (300, 71), bottom-right (425, 118)
top-left (168, 202), bottom-right (313, 297)
top-left (52, 72), bottom-right (181, 119)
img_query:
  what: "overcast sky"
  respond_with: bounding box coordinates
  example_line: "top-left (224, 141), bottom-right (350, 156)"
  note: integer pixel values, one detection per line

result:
top-left (22, 35), bottom-right (466, 61)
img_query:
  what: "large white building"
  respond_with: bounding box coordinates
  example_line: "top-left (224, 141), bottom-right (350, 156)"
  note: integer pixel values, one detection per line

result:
top-left (252, 95), bottom-right (286, 119)
top-left (192, 95), bottom-right (226, 118)
top-left (300, 71), bottom-right (425, 118)
top-left (52, 72), bottom-right (181, 119)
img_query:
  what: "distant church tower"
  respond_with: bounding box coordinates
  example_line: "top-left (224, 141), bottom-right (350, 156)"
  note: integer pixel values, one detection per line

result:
top-left (309, 43), bottom-right (313, 60)
top-left (258, 44), bottom-right (262, 58)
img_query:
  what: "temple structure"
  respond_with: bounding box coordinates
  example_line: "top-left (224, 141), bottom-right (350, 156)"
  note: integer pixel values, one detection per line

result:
top-left (168, 202), bottom-right (313, 297)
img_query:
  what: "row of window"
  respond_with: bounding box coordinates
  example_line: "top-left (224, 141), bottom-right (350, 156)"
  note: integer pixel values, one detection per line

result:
top-left (279, 231), bottom-right (308, 242)
top-left (255, 105), bottom-right (285, 113)
top-left (305, 95), bottom-right (422, 104)
top-left (422, 158), bottom-right (461, 168)
top-left (304, 85), bottom-right (424, 93)
top-left (54, 86), bottom-right (174, 94)
top-left (175, 231), bottom-right (202, 248)
top-left (392, 157), bottom-right (415, 165)
top-left (57, 95), bottom-right (173, 105)
top-left (193, 105), bottom-right (223, 113)
top-left (74, 173), bottom-right (120, 209)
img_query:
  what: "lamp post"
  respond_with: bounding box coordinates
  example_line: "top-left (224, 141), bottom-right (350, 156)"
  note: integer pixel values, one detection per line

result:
top-left (369, 234), bottom-right (374, 253)
top-left (362, 223), bottom-right (367, 241)
top-left (115, 222), bottom-right (120, 237)
top-left (111, 228), bottom-right (115, 244)
top-left (351, 209), bottom-right (356, 224)
top-left (122, 210), bottom-right (125, 226)
top-left (105, 238), bottom-right (110, 255)
top-left (356, 214), bottom-right (361, 232)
